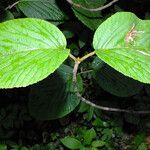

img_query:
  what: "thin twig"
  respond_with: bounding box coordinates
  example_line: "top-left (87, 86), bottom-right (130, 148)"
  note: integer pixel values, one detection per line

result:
top-left (80, 51), bottom-right (96, 63)
top-left (66, 0), bottom-right (119, 12)
top-left (73, 61), bottom-right (150, 114)
top-left (69, 54), bottom-right (77, 62)
top-left (5, 1), bottom-right (19, 10)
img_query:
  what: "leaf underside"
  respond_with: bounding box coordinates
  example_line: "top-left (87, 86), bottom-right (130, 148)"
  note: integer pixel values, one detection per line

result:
top-left (18, 0), bottom-right (66, 21)
top-left (72, 0), bottom-right (105, 30)
top-left (29, 64), bottom-right (83, 120)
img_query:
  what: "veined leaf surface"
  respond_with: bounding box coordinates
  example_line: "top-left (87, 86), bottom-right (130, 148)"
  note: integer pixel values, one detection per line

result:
top-left (72, 0), bottom-right (105, 30)
top-left (0, 18), bottom-right (69, 88)
top-left (93, 12), bottom-right (150, 83)
top-left (29, 64), bottom-right (83, 120)
top-left (18, 0), bottom-right (66, 21)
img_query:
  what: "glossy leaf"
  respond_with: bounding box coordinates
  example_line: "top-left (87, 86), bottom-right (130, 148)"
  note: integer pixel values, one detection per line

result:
top-left (92, 56), bottom-right (104, 70)
top-left (29, 65), bottom-right (83, 120)
top-left (93, 64), bottom-right (144, 97)
top-left (0, 18), bottom-right (69, 88)
top-left (18, 0), bottom-right (66, 21)
top-left (93, 12), bottom-right (150, 83)
top-left (61, 136), bottom-right (82, 149)
top-left (72, 0), bottom-right (105, 30)
top-left (92, 140), bottom-right (105, 148)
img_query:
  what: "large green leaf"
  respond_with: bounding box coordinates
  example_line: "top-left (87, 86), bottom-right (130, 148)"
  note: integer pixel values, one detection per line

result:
top-left (93, 64), bottom-right (144, 97)
top-left (29, 64), bottom-right (83, 120)
top-left (0, 18), bottom-right (69, 88)
top-left (93, 12), bottom-right (150, 83)
top-left (72, 0), bottom-right (105, 30)
top-left (18, 0), bottom-right (67, 21)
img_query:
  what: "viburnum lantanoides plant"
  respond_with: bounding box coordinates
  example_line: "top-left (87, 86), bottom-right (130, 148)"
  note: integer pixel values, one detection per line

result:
top-left (0, 12), bottom-right (150, 119)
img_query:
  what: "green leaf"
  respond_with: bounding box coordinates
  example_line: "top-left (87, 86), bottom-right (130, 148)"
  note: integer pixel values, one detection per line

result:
top-left (0, 144), bottom-right (7, 150)
top-left (93, 64), bottom-right (144, 97)
top-left (18, 0), bottom-right (67, 21)
top-left (61, 136), bottom-right (83, 149)
top-left (83, 128), bottom-right (96, 145)
top-left (0, 10), bottom-right (14, 22)
top-left (101, 128), bottom-right (113, 140)
top-left (72, 0), bottom-right (105, 30)
top-left (132, 133), bottom-right (145, 146)
top-left (63, 30), bottom-right (74, 39)
top-left (92, 140), bottom-right (105, 148)
top-left (93, 12), bottom-right (150, 83)
top-left (92, 118), bottom-right (104, 127)
top-left (21, 147), bottom-right (28, 150)
top-left (83, 106), bottom-right (94, 121)
top-left (0, 18), bottom-right (69, 88)
top-left (92, 56), bottom-right (104, 70)
top-left (78, 102), bottom-right (90, 113)
top-left (138, 143), bottom-right (148, 150)
top-left (29, 64), bottom-right (83, 120)
top-left (91, 148), bottom-right (98, 150)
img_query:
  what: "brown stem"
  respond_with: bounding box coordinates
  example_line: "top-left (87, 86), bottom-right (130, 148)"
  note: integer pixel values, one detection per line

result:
top-left (80, 51), bottom-right (96, 63)
top-left (66, 0), bottom-right (119, 12)
top-left (5, 1), bottom-right (19, 10)
top-left (73, 61), bottom-right (150, 114)
top-left (69, 54), bottom-right (77, 62)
